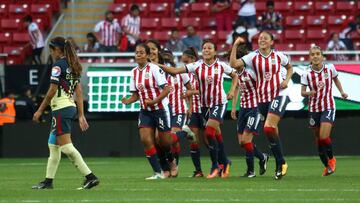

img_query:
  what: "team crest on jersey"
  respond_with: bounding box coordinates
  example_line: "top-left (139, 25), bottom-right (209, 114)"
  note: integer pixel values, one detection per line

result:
top-left (271, 58), bottom-right (276, 65)
top-left (207, 76), bottom-right (213, 83)
top-left (241, 75), bottom-right (250, 81)
top-left (214, 67), bottom-right (219, 74)
top-left (137, 84), bottom-right (144, 91)
top-left (51, 66), bottom-right (61, 77)
top-left (309, 118), bottom-right (315, 126)
top-left (145, 72), bottom-right (150, 79)
top-left (66, 68), bottom-right (71, 74)
top-left (239, 82), bottom-right (247, 91)
top-left (173, 78), bottom-right (178, 84)
top-left (324, 72), bottom-right (329, 79)
top-left (317, 81), bottom-right (325, 89)
top-left (264, 72), bottom-right (271, 81)
top-left (170, 86), bottom-right (175, 93)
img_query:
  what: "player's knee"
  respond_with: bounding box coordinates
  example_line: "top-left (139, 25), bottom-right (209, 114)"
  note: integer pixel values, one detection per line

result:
top-left (48, 145), bottom-right (61, 163)
top-left (60, 143), bottom-right (77, 156)
top-left (205, 126), bottom-right (217, 139)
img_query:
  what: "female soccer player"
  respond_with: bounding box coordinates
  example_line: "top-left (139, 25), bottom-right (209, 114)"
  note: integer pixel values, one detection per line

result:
top-left (230, 44), bottom-right (269, 178)
top-left (32, 37), bottom-right (99, 189)
top-left (121, 43), bottom-right (176, 179)
top-left (157, 40), bottom-right (238, 178)
top-left (230, 31), bottom-right (294, 180)
top-left (300, 46), bottom-right (348, 176)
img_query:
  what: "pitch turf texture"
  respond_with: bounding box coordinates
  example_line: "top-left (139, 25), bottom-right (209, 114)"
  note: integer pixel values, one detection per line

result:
top-left (1, 156), bottom-right (359, 202)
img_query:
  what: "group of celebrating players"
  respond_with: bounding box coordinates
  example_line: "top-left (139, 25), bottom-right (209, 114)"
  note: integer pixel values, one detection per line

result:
top-left (122, 31), bottom-right (348, 180)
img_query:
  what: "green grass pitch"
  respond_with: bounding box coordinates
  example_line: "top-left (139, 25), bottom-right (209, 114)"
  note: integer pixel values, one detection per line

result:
top-left (0, 156), bottom-right (359, 202)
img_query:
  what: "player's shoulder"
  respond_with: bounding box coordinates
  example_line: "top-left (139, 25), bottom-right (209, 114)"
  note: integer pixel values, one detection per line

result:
top-left (53, 58), bottom-right (68, 70)
top-left (324, 63), bottom-right (336, 70)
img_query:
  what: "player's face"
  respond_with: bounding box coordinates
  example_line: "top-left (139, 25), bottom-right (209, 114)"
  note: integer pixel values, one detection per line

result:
top-left (258, 32), bottom-right (273, 50)
top-left (146, 42), bottom-right (159, 63)
top-left (202, 42), bottom-right (216, 61)
top-left (181, 55), bottom-right (191, 64)
top-left (49, 47), bottom-right (63, 61)
top-left (135, 46), bottom-right (148, 65)
top-left (309, 48), bottom-right (324, 66)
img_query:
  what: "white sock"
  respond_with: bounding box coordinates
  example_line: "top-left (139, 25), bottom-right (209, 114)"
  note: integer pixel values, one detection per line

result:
top-left (60, 143), bottom-right (91, 176)
top-left (46, 144), bottom-right (61, 179)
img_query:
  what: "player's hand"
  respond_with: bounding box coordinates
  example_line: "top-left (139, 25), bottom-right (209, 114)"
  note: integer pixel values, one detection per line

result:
top-left (79, 115), bottom-right (89, 132)
top-left (186, 108), bottom-right (193, 118)
top-left (32, 111), bottom-right (42, 123)
top-left (234, 37), bottom-right (245, 46)
top-left (231, 110), bottom-right (237, 120)
top-left (341, 92), bottom-right (348, 99)
top-left (308, 90), bottom-right (316, 97)
top-left (145, 99), bottom-right (156, 107)
top-left (121, 97), bottom-right (129, 104)
top-left (280, 80), bottom-right (288, 89)
top-left (227, 91), bottom-right (234, 100)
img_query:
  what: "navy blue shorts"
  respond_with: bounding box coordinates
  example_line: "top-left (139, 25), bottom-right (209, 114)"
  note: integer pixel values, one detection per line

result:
top-left (201, 104), bottom-right (227, 124)
top-left (171, 113), bottom-right (186, 129)
top-left (309, 109), bottom-right (336, 128)
top-left (138, 107), bottom-right (171, 132)
top-left (187, 113), bottom-right (204, 129)
top-left (237, 107), bottom-right (261, 135)
top-left (258, 96), bottom-right (289, 120)
top-left (48, 106), bottom-right (76, 144)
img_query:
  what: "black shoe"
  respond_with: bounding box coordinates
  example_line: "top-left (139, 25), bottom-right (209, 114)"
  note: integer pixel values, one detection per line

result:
top-left (32, 181), bottom-right (53, 189)
top-left (274, 162), bottom-right (288, 180)
top-left (77, 178), bottom-right (100, 190)
top-left (190, 170), bottom-right (204, 178)
top-left (243, 171), bottom-right (256, 178)
top-left (259, 153), bottom-right (269, 175)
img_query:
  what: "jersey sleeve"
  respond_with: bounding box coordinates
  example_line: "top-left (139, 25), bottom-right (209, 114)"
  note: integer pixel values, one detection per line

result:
top-left (129, 71), bottom-right (136, 92)
top-left (180, 73), bottom-right (190, 85)
top-left (185, 62), bottom-right (198, 73)
top-left (153, 65), bottom-right (168, 87)
top-left (300, 72), bottom-right (308, 86)
top-left (278, 51), bottom-right (290, 66)
top-left (29, 23), bottom-right (38, 32)
top-left (115, 22), bottom-right (121, 33)
top-left (329, 64), bottom-right (339, 78)
top-left (94, 21), bottom-right (102, 32)
top-left (222, 62), bottom-right (234, 75)
top-left (50, 65), bottom-right (62, 84)
top-left (241, 52), bottom-right (256, 70)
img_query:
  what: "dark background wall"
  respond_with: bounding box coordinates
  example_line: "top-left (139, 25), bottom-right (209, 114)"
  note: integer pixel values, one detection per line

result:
top-left (1, 116), bottom-right (360, 157)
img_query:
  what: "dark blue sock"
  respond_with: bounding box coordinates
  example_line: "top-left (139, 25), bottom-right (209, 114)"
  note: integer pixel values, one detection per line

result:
top-left (207, 137), bottom-right (219, 169)
top-left (267, 135), bottom-right (285, 167)
top-left (157, 149), bottom-right (170, 171)
top-left (325, 143), bottom-right (334, 159)
top-left (175, 131), bottom-right (187, 139)
top-left (318, 145), bottom-right (328, 167)
top-left (190, 144), bottom-right (202, 171)
top-left (217, 141), bottom-right (228, 165)
top-left (253, 143), bottom-right (265, 160)
top-left (145, 148), bottom-right (162, 173)
top-left (245, 150), bottom-right (255, 172)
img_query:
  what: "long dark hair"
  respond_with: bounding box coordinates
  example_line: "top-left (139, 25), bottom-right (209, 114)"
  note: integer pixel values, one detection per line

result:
top-left (183, 47), bottom-right (199, 61)
top-left (49, 36), bottom-right (82, 77)
top-left (145, 39), bottom-right (164, 64)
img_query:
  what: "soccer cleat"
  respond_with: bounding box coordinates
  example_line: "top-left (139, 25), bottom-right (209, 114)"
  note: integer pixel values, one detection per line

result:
top-left (328, 157), bottom-right (336, 173)
top-left (77, 178), bottom-right (100, 190)
top-left (221, 160), bottom-right (232, 178)
top-left (259, 153), bottom-right (269, 175)
top-left (145, 172), bottom-right (165, 180)
top-left (32, 181), bottom-right (53, 189)
top-left (322, 166), bottom-right (334, 176)
top-left (243, 171), bottom-right (256, 178)
top-left (191, 170), bottom-right (204, 178)
top-left (206, 167), bottom-right (220, 179)
top-left (169, 160), bottom-right (178, 177)
top-left (275, 162), bottom-right (288, 180)
top-left (182, 125), bottom-right (196, 142)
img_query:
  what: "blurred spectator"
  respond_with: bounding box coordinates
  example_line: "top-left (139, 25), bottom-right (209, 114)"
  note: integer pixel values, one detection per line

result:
top-left (94, 11), bottom-right (121, 52)
top-left (226, 19), bottom-right (258, 51)
top-left (182, 26), bottom-right (203, 51)
top-left (237, 0), bottom-right (257, 28)
top-left (162, 48), bottom-right (176, 67)
top-left (165, 28), bottom-right (186, 52)
top-left (23, 15), bottom-right (45, 65)
top-left (121, 4), bottom-right (141, 52)
top-left (66, 37), bottom-right (81, 53)
top-left (83, 32), bottom-right (100, 52)
top-left (327, 32), bottom-right (348, 61)
top-left (0, 91), bottom-right (16, 125)
top-left (14, 86), bottom-right (36, 120)
top-left (174, 0), bottom-right (195, 17)
top-left (260, 1), bottom-right (282, 30)
top-left (211, 0), bottom-right (233, 32)
top-left (339, 13), bottom-right (360, 50)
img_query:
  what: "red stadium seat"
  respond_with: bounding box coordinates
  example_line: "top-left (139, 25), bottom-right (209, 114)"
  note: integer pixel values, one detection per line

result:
top-left (178, 3), bottom-right (190, 17)
top-left (139, 31), bottom-right (152, 41)
top-left (0, 32), bottom-right (12, 46)
top-left (295, 43), bottom-right (313, 51)
top-left (0, 19), bottom-right (22, 31)
top-left (201, 17), bottom-right (216, 30)
top-left (34, 0), bottom-right (60, 13)
top-left (285, 16), bottom-right (305, 28)
top-left (284, 30), bottom-right (305, 43)
top-left (274, 2), bottom-right (293, 15)
top-left (294, 1), bottom-right (314, 15)
top-left (180, 17), bottom-right (201, 30)
top-left (31, 4), bottom-right (52, 28)
top-left (12, 32), bottom-right (29, 45)
top-left (153, 31), bottom-right (171, 43)
top-left (306, 16), bottom-right (326, 28)
top-left (327, 16), bottom-right (346, 27)
top-left (108, 3), bottom-right (127, 14)
top-left (3, 46), bottom-right (25, 65)
top-left (275, 43), bottom-right (294, 51)
top-left (314, 1), bottom-right (335, 14)
top-left (198, 31), bottom-right (216, 40)
top-left (267, 30), bottom-right (284, 43)
top-left (0, 4), bottom-right (8, 18)
top-left (141, 18), bottom-right (159, 31)
top-left (149, 3), bottom-right (170, 18)
top-left (190, 3), bottom-right (210, 17)
top-left (306, 29), bottom-right (328, 41)
top-left (217, 31), bottom-right (229, 42)
top-left (34, 17), bottom-right (47, 31)
top-left (160, 18), bottom-right (179, 29)
top-left (9, 4), bottom-right (29, 18)
top-left (255, 2), bottom-right (266, 14)
top-left (231, 2), bottom-right (239, 16)
top-left (335, 1), bottom-right (356, 15)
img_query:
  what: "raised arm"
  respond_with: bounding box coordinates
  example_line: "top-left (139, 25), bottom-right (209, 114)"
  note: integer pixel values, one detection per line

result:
top-left (333, 77), bottom-right (348, 99)
top-left (157, 63), bottom-right (187, 75)
top-left (229, 37), bottom-right (246, 71)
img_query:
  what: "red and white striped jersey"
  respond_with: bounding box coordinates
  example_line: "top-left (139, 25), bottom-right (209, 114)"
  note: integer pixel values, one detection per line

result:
top-left (28, 22), bottom-right (44, 49)
top-left (241, 49), bottom-right (289, 103)
top-left (94, 20), bottom-right (121, 46)
top-left (130, 63), bottom-right (169, 111)
top-left (237, 68), bottom-right (258, 108)
top-left (121, 14), bottom-right (140, 45)
top-left (168, 73), bottom-right (190, 116)
top-left (301, 63), bottom-right (338, 112)
top-left (186, 59), bottom-right (234, 107)
top-left (189, 73), bottom-right (202, 113)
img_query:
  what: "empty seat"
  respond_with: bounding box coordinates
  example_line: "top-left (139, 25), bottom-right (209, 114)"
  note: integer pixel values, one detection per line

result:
top-left (190, 3), bottom-right (210, 17)
top-left (275, 43), bottom-right (294, 51)
top-left (141, 18), bottom-right (159, 31)
top-left (295, 43), bottom-right (313, 51)
top-left (306, 16), bottom-right (326, 28)
top-left (9, 4), bottom-right (29, 18)
top-left (306, 29), bottom-right (328, 41)
top-left (327, 16), bottom-right (346, 26)
top-left (34, 0), bottom-right (60, 13)
top-left (198, 31), bottom-right (216, 40)
top-left (294, 1), bottom-right (314, 14)
top-left (160, 18), bottom-right (179, 29)
top-left (284, 30), bottom-right (305, 42)
top-left (255, 2), bottom-right (266, 14)
top-left (0, 32), bottom-right (12, 46)
top-left (12, 32), bottom-right (29, 45)
top-left (149, 3), bottom-right (170, 17)
top-left (0, 4), bottom-right (8, 18)
top-left (274, 2), bottom-right (293, 15)
top-left (0, 19), bottom-right (22, 31)
top-left (153, 31), bottom-right (171, 42)
top-left (285, 16), bottom-right (305, 28)
top-left (335, 1), bottom-right (356, 14)
top-left (31, 4), bottom-right (52, 28)
top-left (180, 17), bottom-right (201, 29)
top-left (314, 1), bottom-right (335, 14)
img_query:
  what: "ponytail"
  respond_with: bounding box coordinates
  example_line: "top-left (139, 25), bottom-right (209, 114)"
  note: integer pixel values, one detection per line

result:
top-left (64, 40), bottom-right (83, 77)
